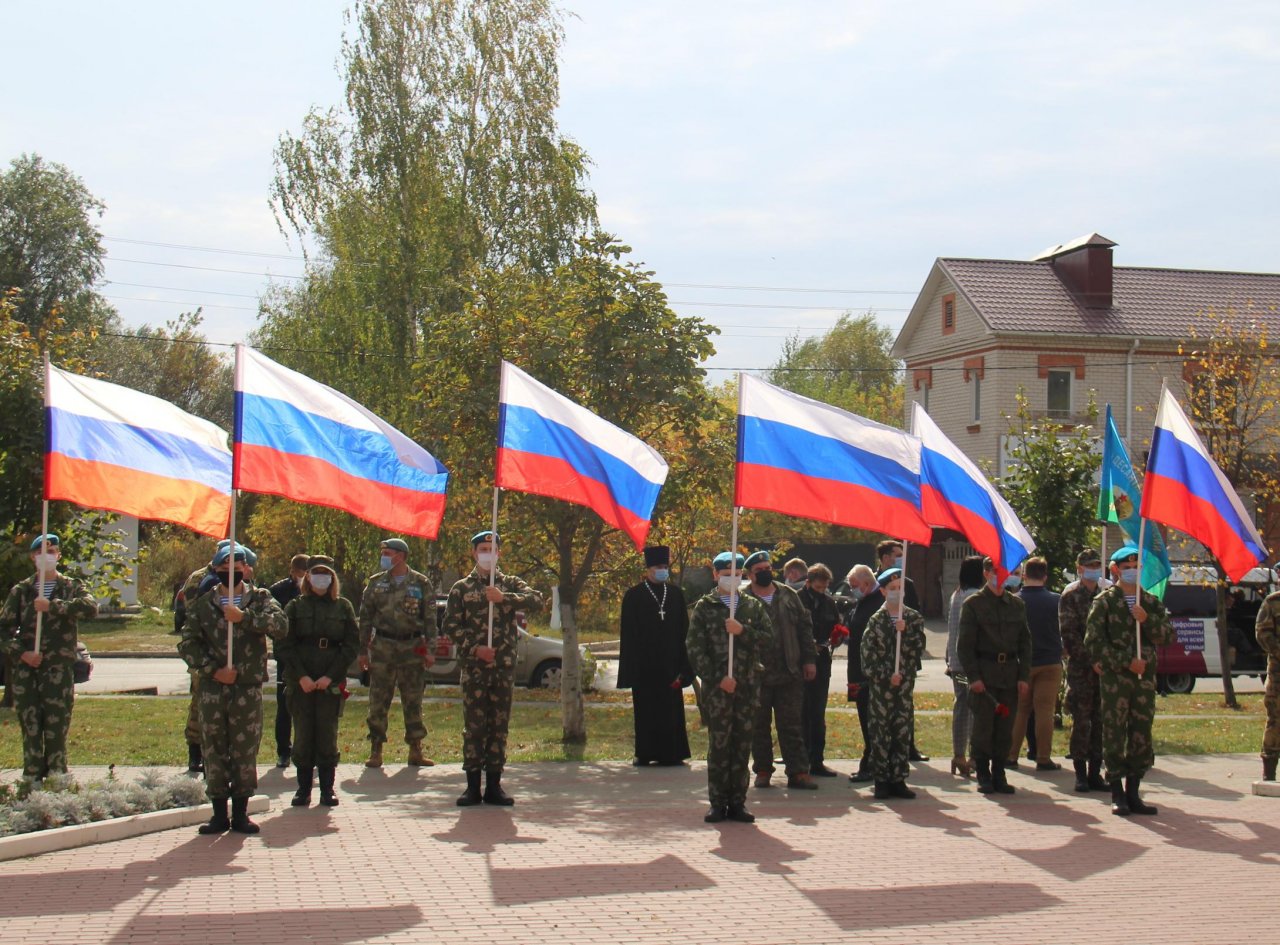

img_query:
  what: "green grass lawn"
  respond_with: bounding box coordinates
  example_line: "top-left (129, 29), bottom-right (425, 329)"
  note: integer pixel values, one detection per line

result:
top-left (0, 695), bottom-right (1267, 768)
top-left (79, 608), bottom-right (179, 653)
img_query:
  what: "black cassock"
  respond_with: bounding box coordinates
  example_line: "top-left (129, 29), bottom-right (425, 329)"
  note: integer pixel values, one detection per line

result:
top-left (617, 579), bottom-right (693, 764)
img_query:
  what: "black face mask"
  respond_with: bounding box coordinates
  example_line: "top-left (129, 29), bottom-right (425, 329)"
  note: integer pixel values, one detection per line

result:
top-left (752, 568), bottom-right (774, 588)
top-left (215, 571), bottom-right (236, 586)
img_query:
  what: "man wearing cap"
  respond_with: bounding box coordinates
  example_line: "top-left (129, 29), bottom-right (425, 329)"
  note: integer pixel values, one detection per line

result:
top-left (958, 556), bottom-right (1032, 795)
top-left (442, 531), bottom-right (543, 807)
top-left (618, 545), bottom-right (693, 766)
top-left (1254, 585), bottom-right (1280, 781)
top-left (686, 551), bottom-right (773, 823)
top-left (742, 550), bottom-right (818, 791)
top-left (358, 538), bottom-right (438, 768)
top-left (268, 553), bottom-right (310, 769)
top-left (178, 542), bottom-right (285, 834)
top-left (1059, 547), bottom-right (1109, 792)
top-left (1084, 546), bottom-right (1172, 816)
top-left (0, 534), bottom-right (97, 783)
top-left (861, 567), bottom-right (927, 799)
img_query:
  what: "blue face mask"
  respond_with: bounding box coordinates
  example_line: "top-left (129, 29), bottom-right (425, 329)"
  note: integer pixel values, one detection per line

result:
top-left (1118, 567), bottom-right (1139, 584)
top-left (1004, 574), bottom-right (1023, 590)
top-left (1082, 567), bottom-right (1103, 582)
top-left (652, 568), bottom-right (669, 583)
top-left (893, 555), bottom-right (904, 569)
top-left (379, 554), bottom-right (393, 570)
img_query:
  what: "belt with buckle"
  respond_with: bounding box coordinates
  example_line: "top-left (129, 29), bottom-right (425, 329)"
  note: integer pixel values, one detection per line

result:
top-left (308, 637), bottom-right (331, 649)
top-left (375, 629), bottom-right (419, 642)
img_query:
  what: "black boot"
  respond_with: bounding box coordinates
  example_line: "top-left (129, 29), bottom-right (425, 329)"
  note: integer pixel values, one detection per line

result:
top-left (1110, 780), bottom-right (1131, 816)
top-left (1263, 756), bottom-right (1277, 781)
top-left (187, 742), bottom-right (204, 775)
top-left (889, 781), bottom-right (916, 799)
top-left (991, 762), bottom-right (1016, 795)
top-left (1073, 758), bottom-right (1090, 793)
top-left (873, 780), bottom-right (892, 799)
top-left (726, 803), bottom-right (755, 823)
top-left (318, 766), bottom-right (339, 807)
top-left (198, 798), bottom-right (230, 834)
top-left (230, 796), bottom-right (260, 834)
top-left (457, 769), bottom-right (483, 807)
top-left (1126, 775), bottom-right (1157, 815)
top-left (484, 769), bottom-right (515, 806)
top-left (292, 766), bottom-right (314, 807)
top-left (1087, 758), bottom-right (1108, 791)
top-left (976, 759), bottom-right (994, 794)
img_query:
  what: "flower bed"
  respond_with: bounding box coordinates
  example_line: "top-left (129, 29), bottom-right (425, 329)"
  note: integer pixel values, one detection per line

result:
top-left (0, 770), bottom-right (207, 838)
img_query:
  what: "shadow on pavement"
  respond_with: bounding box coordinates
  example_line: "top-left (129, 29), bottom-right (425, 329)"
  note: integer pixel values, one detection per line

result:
top-left (431, 807), bottom-right (547, 854)
top-left (106, 905), bottom-right (422, 945)
top-left (490, 852), bottom-right (714, 904)
top-left (804, 881), bottom-right (1061, 930)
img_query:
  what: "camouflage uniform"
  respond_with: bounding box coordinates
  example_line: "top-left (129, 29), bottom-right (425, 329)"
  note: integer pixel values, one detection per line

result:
top-left (1083, 584), bottom-right (1172, 781)
top-left (358, 568), bottom-right (437, 746)
top-left (0, 574), bottom-right (97, 779)
top-left (743, 582), bottom-right (815, 778)
top-left (1256, 592), bottom-right (1280, 767)
top-left (280, 594), bottom-right (360, 767)
top-left (178, 566), bottom-right (215, 747)
top-left (1060, 580), bottom-right (1103, 763)
top-left (441, 568), bottom-right (542, 773)
top-left (861, 604), bottom-right (927, 784)
top-left (958, 587), bottom-right (1032, 767)
top-left (178, 584), bottom-right (285, 800)
top-left (685, 592), bottom-right (773, 810)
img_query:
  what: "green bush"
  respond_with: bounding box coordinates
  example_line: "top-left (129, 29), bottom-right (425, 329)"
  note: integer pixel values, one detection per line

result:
top-left (0, 769), bottom-right (208, 837)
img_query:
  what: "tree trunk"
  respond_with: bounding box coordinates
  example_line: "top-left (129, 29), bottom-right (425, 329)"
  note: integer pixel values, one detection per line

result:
top-left (559, 593), bottom-right (586, 743)
top-left (1216, 577), bottom-right (1238, 708)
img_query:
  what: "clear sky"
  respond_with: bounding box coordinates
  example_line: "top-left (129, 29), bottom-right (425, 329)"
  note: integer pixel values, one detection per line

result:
top-left (4, 1), bottom-right (1277, 376)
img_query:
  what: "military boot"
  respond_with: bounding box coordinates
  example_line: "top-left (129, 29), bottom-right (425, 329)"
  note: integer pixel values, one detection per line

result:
top-left (975, 759), bottom-right (994, 794)
top-left (198, 798), bottom-right (230, 834)
top-left (888, 781), bottom-right (916, 800)
top-left (991, 762), bottom-right (1016, 795)
top-left (484, 770), bottom-right (515, 806)
top-left (1125, 775), bottom-right (1157, 815)
top-left (873, 780), bottom-right (892, 799)
top-left (318, 766), bottom-right (339, 807)
top-left (187, 742), bottom-right (204, 775)
top-left (230, 796), bottom-right (260, 834)
top-left (1087, 758), bottom-right (1108, 791)
top-left (1110, 780), bottom-right (1131, 816)
top-left (365, 741), bottom-right (384, 768)
top-left (1263, 756), bottom-right (1277, 781)
top-left (456, 770), bottom-right (482, 807)
top-left (407, 740), bottom-right (434, 767)
top-left (1073, 758), bottom-right (1090, 793)
top-left (292, 767), bottom-right (314, 807)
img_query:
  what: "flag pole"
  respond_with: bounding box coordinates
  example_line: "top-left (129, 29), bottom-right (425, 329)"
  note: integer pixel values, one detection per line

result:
top-left (1134, 517), bottom-right (1146, 661)
top-left (727, 506), bottom-right (741, 679)
top-left (486, 486), bottom-right (500, 648)
top-left (35, 353), bottom-right (51, 654)
top-left (895, 540), bottom-right (907, 675)
top-left (226, 490), bottom-right (237, 671)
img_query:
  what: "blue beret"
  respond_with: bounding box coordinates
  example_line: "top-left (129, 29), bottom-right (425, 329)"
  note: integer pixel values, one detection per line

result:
top-left (471, 530), bottom-right (499, 547)
top-left (713, 551), bottom-right (745, 570)
top-left (744, 550), bottom-right (771, 569)
top-left (381, 538), bottom-right (410, 554)
top-left (877, 567), bottom-right (902, 586)
top-left (212, 543), bottom-right (255, 567)
top-left (30, 533), bottom-right (60, 551)
top-left (1110, 546), bottom-right (1140, 563)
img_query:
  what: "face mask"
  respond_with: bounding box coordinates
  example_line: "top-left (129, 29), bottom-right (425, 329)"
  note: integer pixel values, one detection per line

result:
top-left (215, 571), bottom-right (233, 587)
top-left (988, 575), bottom-right (1000, 590)
top-left (652, 568), bottom-right (669, 583)
top-left (476, 552), bottom-right (498, 571)
top-left (894, 555), bottom-right (904, 568)
top-left (1082, 568), bottom-right (1103, 582)
top-left (885, 589), bottom-right (902, 605)
top-left (34, 553), bottom-right (58, 571)
top-left (309, 573), bottom-right (332, 592)
top-left (379, 554), bottom-right (394, 570)
top-left (1118, 567), bottom-right (1138, 584)
top-left (786, 579), bottom-right (804, 590)
top-left (752, 568), bottom-right (774, 588)
top-left (717, 575), bottom-right (739, 594)
top-left (1004, 575), bottom-right (1023, 590)
top-left (850, 588), bottom-right (865, 601)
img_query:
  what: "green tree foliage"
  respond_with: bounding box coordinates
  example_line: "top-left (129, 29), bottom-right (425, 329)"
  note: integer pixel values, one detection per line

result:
top-left (999, 389), bottom-right (1101, 589)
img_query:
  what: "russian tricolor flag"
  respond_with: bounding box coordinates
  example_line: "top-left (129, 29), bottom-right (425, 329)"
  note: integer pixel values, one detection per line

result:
top-left (913, 402), bottom-right (1034, 577)
top-left (735, 374), bottom-right (931, 542)
top-left (44, 363), bottom-right (233, 537)
top-left (497, 361), bottom-right (667, 550)
top-left (1141, 386), bottom-right (1266, 582)
top-left (234, 346), bottom-right (448, 539)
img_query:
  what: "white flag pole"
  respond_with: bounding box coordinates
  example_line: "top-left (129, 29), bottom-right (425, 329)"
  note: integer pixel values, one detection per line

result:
top-left (225, 491), bottom-right (237, 671)
top-left (34, 500), bottom-right (50, 654)
top-left (895, 540), bottom-right (907, 675)
top-left (1134, 517), bottom-right (1147, 661)
top-left (727, 506), bottom-right (741, 680)
top-left (486, 486), bottom-right (500, 648)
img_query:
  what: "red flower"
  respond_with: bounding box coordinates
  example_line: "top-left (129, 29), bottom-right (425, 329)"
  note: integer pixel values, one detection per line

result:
top-left (413, 643), bottom-right (429, 657)
top-left (829, 624), bottom-right (850, 645)
top-left (994, 702), bottom-right (1010, 718)
top-left (338, 681), bottom-right (351, 701)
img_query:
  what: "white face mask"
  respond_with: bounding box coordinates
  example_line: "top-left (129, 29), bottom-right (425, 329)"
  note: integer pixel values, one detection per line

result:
top-left (717, 575), bottom-right (740, 594)
top-left (309, 573), bottom-right (332, 592)
top-left (885, 589), bottom-right (902, 605)
top-left (476, 551), bottom-right (498, 571)
top-left (34, 553), bottom-right (59, 572)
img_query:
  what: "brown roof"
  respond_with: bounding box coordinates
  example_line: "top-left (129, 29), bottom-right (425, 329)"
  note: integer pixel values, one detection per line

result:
top-left (940, 258), bottom-right (1280, 338)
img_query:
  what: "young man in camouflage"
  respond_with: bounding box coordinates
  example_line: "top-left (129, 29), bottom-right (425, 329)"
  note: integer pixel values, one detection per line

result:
top-left (358, 537), bottom-right (437, 768)
top-left (686, 551), bottom-right (773, 824)
top-left (742, 550), bottom-right (818, 791)
top-left (958, 556), bottom-right (1032, 795)
top-left (861, 568), bottom-right (927, 799)
top-left (178, 543), bottom-right (286, 835)
top-left (0, 534), bottom-right (97, 783)
top-left (1255, 588), bottom-right (1280, 781)
top-left (1084, 545), bottom-right (1172, 816)
top-left (442, 531), bottom-right (542, 807)
top-left (1059, 547), bottom-right (1109, 792)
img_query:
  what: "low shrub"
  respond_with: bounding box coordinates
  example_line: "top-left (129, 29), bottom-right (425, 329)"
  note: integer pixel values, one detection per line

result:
top-left (0, 769), bottom-right (208, 838)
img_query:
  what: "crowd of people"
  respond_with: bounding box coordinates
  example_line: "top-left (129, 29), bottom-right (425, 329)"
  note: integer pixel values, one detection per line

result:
top-left (2, 530), bottom-right (1279, 834)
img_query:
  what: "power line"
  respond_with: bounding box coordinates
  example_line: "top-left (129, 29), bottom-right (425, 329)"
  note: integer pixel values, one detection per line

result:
top-left (105, 281), bottom-right (264, 299)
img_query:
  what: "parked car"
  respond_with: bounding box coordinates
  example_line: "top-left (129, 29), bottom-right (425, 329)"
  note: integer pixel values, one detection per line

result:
top-left (1156, 566), bottom-right (1273, 693)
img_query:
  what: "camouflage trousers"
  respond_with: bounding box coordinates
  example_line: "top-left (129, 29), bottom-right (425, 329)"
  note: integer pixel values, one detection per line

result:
top-left (197, 679), bottom-right (263, 800)
top-left (867, 676), bottom-right (915, 783)
top-left (969, 684), bottom-right (1017, 766)
top-left (11, 660), bottom-right (74, 779)
top-left (1262, 656), bottom-right (1279, 761)
top-left (287, 687), bottom-right (342, 768)
top-left (366, 636), bottom-right (427, 745)
top-left (460, 665), bottom-right (515, 773)
top-left (703, 681), bottom-right (758, 808)
top-left (184, 670), bottom-right (201, 745)
top-left (1100, 668), bottom-right (1157, 780)
top-left (751, 677), bottom-right (809, 777)
top-left (1066, 661), bottom-right (1103, 762)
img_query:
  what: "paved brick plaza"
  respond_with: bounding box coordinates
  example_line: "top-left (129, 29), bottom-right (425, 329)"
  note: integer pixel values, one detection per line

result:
top-left (0, 754), bottom-right (1275, 944)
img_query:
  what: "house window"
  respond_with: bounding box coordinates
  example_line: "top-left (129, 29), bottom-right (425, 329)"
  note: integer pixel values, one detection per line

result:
top-left (921, 384), bottom-right (930, 414)
top-left (1047, 369), bottom-right (1072, 418)
top-left (942, 293), bottom-right (956, 335)
top-left (972, 373), bottom-right (981, 422)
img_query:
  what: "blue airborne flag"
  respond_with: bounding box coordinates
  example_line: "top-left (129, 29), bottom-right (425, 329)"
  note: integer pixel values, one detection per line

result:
top-left (1098, 404), bottom-right (1172, 597)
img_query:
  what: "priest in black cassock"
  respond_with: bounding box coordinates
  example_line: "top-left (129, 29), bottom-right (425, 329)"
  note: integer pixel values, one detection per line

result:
top-left (617, 546), bottom-right (693, 766)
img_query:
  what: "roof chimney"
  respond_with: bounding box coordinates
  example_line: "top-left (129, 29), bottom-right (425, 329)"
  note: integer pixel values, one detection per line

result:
top-left (1033, 233), bottom-right (1116, 309)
